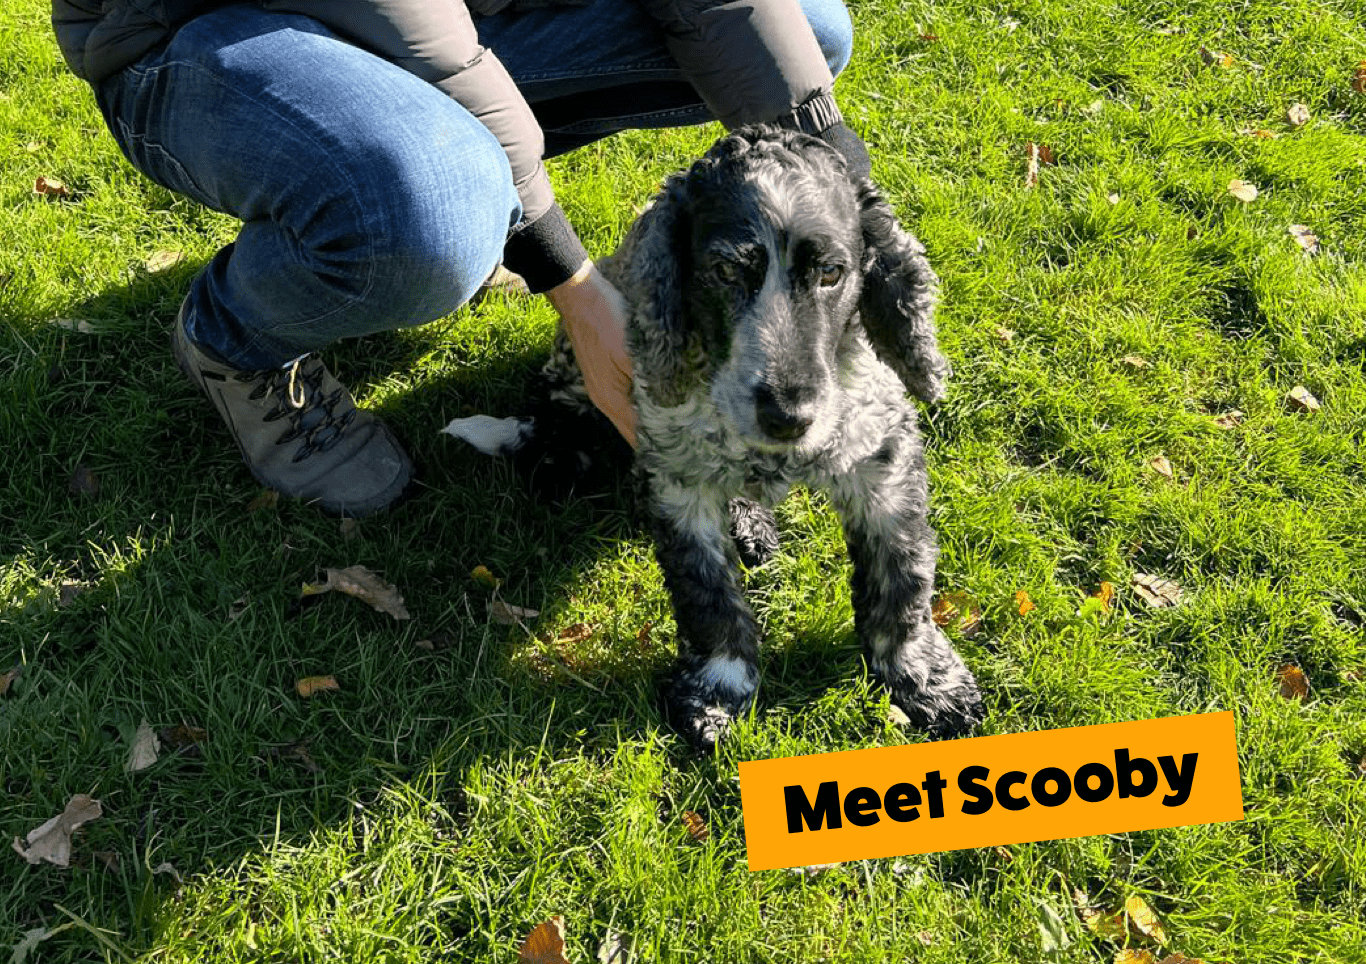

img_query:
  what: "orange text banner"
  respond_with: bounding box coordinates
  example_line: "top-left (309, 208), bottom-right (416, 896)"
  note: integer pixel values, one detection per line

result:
top-left (739, 711), bottom-right (1243, 871)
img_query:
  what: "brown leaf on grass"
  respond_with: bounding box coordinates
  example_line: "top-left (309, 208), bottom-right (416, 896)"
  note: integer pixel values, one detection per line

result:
top-left (227, 597), bottom-right (249, 622)
top-left (1286, 102), bottom-right (1311, 126)
top-left (1132, 573), bottom-right (1183, 608)
top-left (489, 599), bottom-right (540, 625)
top-left (1237, 127), bottom-right (1278, 139)
top-left (1075, 891), bottom-right (1127, 941)
top-left (143, 250), bottom-right (185, 273)
top-left (1024, 142), bottom-right (1057, 189)
top-left (1115, 951), bottom-right (1158, 964)
top-left (470, 564), bottom-right (501, 589)
top-left (540, 622), bottom-right (596, 646)
top-left (918, 32), bottom-right (940, 42)
top-left (932, 592), bottom-right (983, 635)
top-left (1124, 895), bottom-right (1169, 944)
top-left (302, 565), bottom-right (410, 620)
top-left (1121, 355), bottom-right (1150, 369)
top-left (518, 917), bottom-right (570, 964)
top-left (34, 176), bottom-right (70, 198)
top-left (1289, 224), bottom-right (1320, 255)
top-left (1212, 410), bottom-right (1245, 429)
top-left (295, 675), bottom-right (339, 699)
top-left (1199, 46), bottom-right (1234, 68)
top-left (1352, 61), bottom-right (1366, 94)
top-left (1015, 590), bottom-right (1036, 616)
top-left (994, 326), bottom-right (1016, 343)
top-left (0, 666), bottom-right (21, 697)
top-left (1156, 954), bottom-right (1210, 964)
top-left (681, 810), bottom-right (710, 843)
top-left (158, 723), bottom-right (207, 751)
top-left (1228, 179), bottom-right (1259, 202)
top-left (1277, 664), bottom-right (1310, 700)
top-left (125, 720), bottom-right (160, 773)
top-left (1150, 455), bottom-right (1174, 479)
top-left (1287, 385), bottom-right (1321, 412)
top-left (12, 794), bottom-right (102, 867)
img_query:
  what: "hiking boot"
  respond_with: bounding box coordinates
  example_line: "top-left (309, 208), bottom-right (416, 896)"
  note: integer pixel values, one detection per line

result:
top-left (171, 308), bottom-right (412, 516)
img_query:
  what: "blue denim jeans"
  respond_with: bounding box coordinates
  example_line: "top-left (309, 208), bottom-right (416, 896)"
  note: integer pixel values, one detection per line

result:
top-left (96, 1), bottom-right (854, 369)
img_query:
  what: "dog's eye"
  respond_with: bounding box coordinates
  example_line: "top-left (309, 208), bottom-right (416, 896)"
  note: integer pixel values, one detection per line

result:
top-left (714, 261), bottom-right (743, 287)
top-left (817, 264), bottom-right (845, 287)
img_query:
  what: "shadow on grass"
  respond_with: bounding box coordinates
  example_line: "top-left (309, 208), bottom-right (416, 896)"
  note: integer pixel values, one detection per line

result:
top-left (3, 269), bottom-right (925, 958)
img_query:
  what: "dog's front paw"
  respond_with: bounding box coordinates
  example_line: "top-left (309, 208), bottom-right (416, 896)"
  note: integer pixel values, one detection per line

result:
top-left (728, 498), bottom-right (779, 568)
top-left (875, 635), bottom-right (985, 739)
top-left (663, 655), bottom-right (758, 751)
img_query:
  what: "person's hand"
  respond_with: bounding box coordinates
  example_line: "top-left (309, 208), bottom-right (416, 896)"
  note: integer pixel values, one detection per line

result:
top-left (545, 260), bottom-right (637, 449)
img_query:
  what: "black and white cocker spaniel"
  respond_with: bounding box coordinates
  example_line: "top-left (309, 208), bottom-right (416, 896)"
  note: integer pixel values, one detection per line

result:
top-left (446, 126), bottom-right (985, 749)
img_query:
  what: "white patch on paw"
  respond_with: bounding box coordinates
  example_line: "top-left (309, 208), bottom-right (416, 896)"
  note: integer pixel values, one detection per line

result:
top-left (440, 415), bottom-right (532, 456)
top-left (699, 655), bottom-right (755, 696)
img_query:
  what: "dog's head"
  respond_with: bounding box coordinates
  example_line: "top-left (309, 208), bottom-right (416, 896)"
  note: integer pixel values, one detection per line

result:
top-left (620, 125), bottom-right (949, 451)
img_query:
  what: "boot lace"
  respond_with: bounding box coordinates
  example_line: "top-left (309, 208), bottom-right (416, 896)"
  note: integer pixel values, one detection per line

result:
top-left (236, 356), bottom-right (357, 462)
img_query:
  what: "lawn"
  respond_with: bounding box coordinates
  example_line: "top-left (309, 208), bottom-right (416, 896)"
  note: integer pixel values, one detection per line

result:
top-left (3, 0), bottom-right (1365, 961)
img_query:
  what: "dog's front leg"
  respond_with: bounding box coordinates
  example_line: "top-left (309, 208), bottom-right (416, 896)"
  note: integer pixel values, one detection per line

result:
top-left (646, 475), bottom-right (761, 750)
top-left (828, 433), bottom-right (985, 738)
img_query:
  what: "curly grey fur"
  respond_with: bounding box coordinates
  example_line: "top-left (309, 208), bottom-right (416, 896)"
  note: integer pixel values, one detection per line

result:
top-left (466, 126), bottom-right (984, 749)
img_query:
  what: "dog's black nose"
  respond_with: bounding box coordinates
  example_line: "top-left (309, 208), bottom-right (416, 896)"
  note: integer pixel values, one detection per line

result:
top-left (755, 384), bottom-right (813, 441)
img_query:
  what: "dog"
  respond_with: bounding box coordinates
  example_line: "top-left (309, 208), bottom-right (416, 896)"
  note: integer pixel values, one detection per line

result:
top-left (445, 125), bottom-right (985, 749)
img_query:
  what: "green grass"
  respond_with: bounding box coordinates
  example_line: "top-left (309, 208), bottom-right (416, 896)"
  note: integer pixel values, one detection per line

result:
top-left (3, 0), bottom-right (1366, 961)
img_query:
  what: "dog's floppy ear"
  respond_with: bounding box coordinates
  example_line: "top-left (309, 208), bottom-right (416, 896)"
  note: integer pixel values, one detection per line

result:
top-left (607, 174), bottom-right (695, 406)
top-left (856, 180), bottom-right (951, 403)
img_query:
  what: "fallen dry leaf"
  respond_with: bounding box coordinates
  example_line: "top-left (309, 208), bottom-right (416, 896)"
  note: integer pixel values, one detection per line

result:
top-left (1131, 573), bottom-right (1183, 608)
top-left (295, 675), bottom-right (339, 699)
top-left (1024, 142), bottom-right (1057, 189)
top-left (596, 928), bottom-right (630, 964)
top-left (1156, 954), bottom-right (1209, 964)
top-left (918, 32), bottom-right (940, 42)
top-left (1238, 126), bottom-right (1278, 139)
top-left (143, 250), bottom-right (184, 273)
top-left (1212, 410), bottom-right (1245, 429)
top-left (489, 599), bottom-right (540, 625)
top-left (1277, 664), bottom-right (1310, 700)
top-left (1115, 951), bottom-right (1158, 964)
top-left (1199, 46), bottom-right (1234, 68)
top-left (159, 723), bottom-right (208, 751)
top-left (548, 623), bottom-right (596, 645)
top-left (0, 666), bottom-right (21, 697)
top-left (227, 597), bottom-right (249, 621)
top-left (302, 566), bottom-right (410, 621)
top-left (53, 318), bottom-right (100, 334)
top-left (1124, 895), bottom-right (1169, 944)
top-left (12, 795), bottom-right (102, 867)
top-left (518, 916), bottom-right (570, 964)
top-left (1287, 385), bottom-right (1321, 412)
top-left (682, 810), bottom-right (710, 843)
top-left (34, 176), bottom-right (70, 198)
top-left (471, 564), bottom-right (501, 589)
top-left (153, 860), bottom-right (183, 884)
top-left (1015, 589), bottom-right (1036, 616)
top-left (1107, 192), bottom-right (1121, 205)
top-left (125, 720), bottom-right (160, 773)
top-left (1228, 179), bottom-right (1259, 203)
top-left (1286, 102), bottom-right (1311, 126)
top-left (995, 326), bottom-right (1016, 343)
top-left (1121, 355), bottom-right (1150, 369)
top-left (932, 592), bottom-right (983, 636)
top-left (1352, 61), bottom-right (1366, 94)
top-left (1150, 455), bottom-right (1174, 479)
top-left (1289, 224), bottom-right (1320, 255)
top-left (9, 925), bottom-right (73, 964)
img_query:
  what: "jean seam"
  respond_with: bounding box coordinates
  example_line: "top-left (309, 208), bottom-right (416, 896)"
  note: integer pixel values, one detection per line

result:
top-left (546, 105), bottom-right (712, 135)
top-left (123, 57), bottom-right (378, 361)
top-left (515, 59), bottom-right (680, 86)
